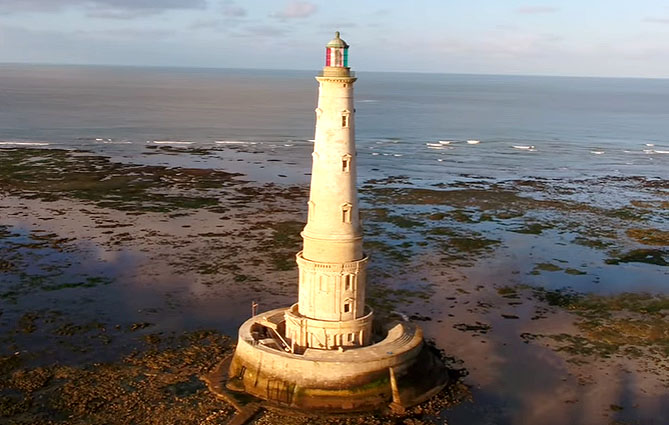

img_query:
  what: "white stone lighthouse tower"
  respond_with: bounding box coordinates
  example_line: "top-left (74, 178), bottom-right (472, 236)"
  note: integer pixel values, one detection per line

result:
top-left (284, 31), bottom-right (373, 351)
top-left (213, 33), bottom-right (448, 414)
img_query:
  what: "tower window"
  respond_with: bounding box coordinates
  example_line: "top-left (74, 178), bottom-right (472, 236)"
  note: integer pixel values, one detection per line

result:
top-left (342, 154), bottom-right (351, 172)
top-left (341, 203), bottom-right (352, 223)
top-left (342, 110), bottom-right (351, 128)
top-left (344, 303), bottom-right (350, 313)
top-left (347, 333), bottom-right (355, 343)
top-left (344, 274), bottom-right (351, 291)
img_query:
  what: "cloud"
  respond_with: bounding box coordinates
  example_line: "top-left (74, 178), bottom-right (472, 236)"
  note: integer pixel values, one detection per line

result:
top-left (77, 27), bottom-right (176, 39)
top-left (0, 0), bottom-right (207, 17)
top-left (643, 17), bottom-right (669, 24)
top-left (189, 19), bottom-right (224, 30)
top-left (244, 25), bottom-right (289, 38)
top-left (223, 5), bottom-right (246, 18)
top-left (516, 6), bottom-right (558, 15)
top-left (272, 1), bottom-right (317, 19)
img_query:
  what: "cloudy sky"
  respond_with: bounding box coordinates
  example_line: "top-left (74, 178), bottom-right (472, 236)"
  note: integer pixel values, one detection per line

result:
top-left (0, 0), bottom-right (668, 78)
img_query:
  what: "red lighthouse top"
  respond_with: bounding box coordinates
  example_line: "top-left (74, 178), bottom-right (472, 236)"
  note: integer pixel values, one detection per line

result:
top-left (325, 31), bottom-right (349, 68)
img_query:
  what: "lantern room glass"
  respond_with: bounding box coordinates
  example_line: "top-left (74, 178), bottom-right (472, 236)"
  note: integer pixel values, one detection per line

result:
top-left (325, 47), bottom-right (348, 68)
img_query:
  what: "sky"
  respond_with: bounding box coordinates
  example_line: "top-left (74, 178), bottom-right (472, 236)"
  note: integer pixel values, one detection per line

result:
top-left (0, 0), bottom-right (668, 78)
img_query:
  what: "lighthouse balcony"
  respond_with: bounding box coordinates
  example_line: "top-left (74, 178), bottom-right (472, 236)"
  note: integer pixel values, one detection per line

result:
top-left (284, 303), bottom-right (374, 351)
top-left (318, 68), bottom-right (355, 78)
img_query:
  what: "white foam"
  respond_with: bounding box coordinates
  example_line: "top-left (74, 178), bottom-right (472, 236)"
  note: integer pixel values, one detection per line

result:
top-left (512, 145), bottom-right (535, 150)
top-left (645, 143), bottom-right (655, 147)
top-left (152, 140), bottom-right (194, 145)
top-left (371, 152), bottom-right (379, 156)
top-left (427, 145), bottom-right (445, 150)
top-left (98, 139), bottom-right (132, 144)
top-left (590, 151), bottom-right (605, 155)
top-left (466, 140), bottom-right (480, 144)
top-left (215, 140), bottom-right (251, 145)
top-left (0, 141), bottom-right (50, 146)
top-left (438, 140), bottom-right (453, 145)
top-left (654, 150), bottom-right (669, 154)
top-left (426, 143), bottom-right (442, 147)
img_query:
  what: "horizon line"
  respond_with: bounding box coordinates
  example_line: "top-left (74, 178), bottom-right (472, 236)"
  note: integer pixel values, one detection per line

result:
top-left (1, 61), bottom-right (667, 81)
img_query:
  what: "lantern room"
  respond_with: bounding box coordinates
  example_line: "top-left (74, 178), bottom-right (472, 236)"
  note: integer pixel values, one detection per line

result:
top-left (325, 31), bottom-right (349, 68)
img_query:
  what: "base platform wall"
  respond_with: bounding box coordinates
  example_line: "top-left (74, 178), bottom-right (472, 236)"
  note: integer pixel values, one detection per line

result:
top-left (225, 308), bottom-right (448, 412)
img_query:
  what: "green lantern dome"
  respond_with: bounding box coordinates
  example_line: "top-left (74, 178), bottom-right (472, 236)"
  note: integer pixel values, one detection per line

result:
top-left (326, 31), bottom-right (349, 49)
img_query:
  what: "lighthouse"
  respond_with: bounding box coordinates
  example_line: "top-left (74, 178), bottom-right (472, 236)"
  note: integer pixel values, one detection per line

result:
top-left (284, 31), bottom-right (373, 351)
top-left (209, 32), bottom-right (448, 414)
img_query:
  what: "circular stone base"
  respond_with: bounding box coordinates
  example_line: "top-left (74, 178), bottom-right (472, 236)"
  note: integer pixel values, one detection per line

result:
top-left (213, 307), bottom-right (448, 412)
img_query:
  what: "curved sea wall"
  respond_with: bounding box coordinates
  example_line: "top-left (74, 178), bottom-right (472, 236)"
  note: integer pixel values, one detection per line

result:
top-left (226, 307), bottom-right (443, 411)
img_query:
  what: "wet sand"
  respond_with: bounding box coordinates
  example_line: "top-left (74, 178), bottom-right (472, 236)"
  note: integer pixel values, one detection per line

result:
top-left (0, 146), bottom-right (667, 424)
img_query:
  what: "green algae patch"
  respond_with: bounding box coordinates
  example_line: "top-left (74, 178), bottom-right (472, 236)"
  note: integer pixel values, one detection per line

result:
top-left (0, 330), bottom-right (236, 424)
top-left (262, 220), bottom-right (304, 271)
top-left (534, 288), bottom-right (581, 308)
top-left (448, 237), bottom-right (499, 253)
top-left (605, 249), bottom-right (668, 266)
top-left (367, 285), bottom-right (432, 315)
top-left (448, 209), bottom-right (477, 223)
top-left (625, 228), bottom-right (669, 246)
top-left (572, 236), bottom-right (613, 250)
top-left (364, 240), bottom-right (412, 264)
top-left (512, 222), bottom-right (551, 235)
top-left (497, 286), bottom-right (524, 299)
top-left (533, 289), bottom-right (669, 317)
top-left (0, 148), bottom-right (243, 212)
top-left (531, 262), bottom-right (563, 274)
top-left (385, 215), bottom-right (424, 229)
top-left (453, 322), bottom-right (491, 334)
top-left (270, 221), bottom-right (304, 249)
top-left (428, 212), bottom-right (446, 220)
top-left (363, 185), bottom-right (590, 218)
top-left (529, 289), bottom-right (669, 364)
top-left (631, 200), bottom-right (669, 209)
top-left (569, 293), bottom-right (669, 317)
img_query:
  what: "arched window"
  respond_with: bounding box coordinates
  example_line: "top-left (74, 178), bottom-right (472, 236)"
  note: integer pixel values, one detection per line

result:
top-left (342, 154), bottom-right (352, 172)
top-left (341, 110), bottom-right (351, 128)
top-left (341, 203), bottom-right (352, 223)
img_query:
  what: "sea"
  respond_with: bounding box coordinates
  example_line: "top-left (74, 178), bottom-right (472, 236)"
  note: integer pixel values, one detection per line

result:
top-left (1, 64), bottom-right (668, 425)
top-left (1, 63), bottom-right (667, 188)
